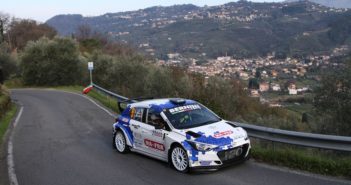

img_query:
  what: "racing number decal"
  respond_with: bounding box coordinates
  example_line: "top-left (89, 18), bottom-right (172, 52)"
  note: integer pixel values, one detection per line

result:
top-left (144, 139), bottom-right (165, 151)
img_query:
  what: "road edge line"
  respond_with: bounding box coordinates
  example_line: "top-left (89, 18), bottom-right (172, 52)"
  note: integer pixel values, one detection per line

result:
top-left (7, 106), bottom-right (23, 185)
top-left (59, 90), bottom-right (116, 118)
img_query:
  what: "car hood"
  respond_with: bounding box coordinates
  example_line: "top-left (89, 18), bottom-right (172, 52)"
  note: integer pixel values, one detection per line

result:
top-left (183, 120), bottom-right (247, 146)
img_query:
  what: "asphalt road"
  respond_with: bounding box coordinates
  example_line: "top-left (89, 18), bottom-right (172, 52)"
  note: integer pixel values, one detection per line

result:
top-left (6, 89), bottom-right (351, 185)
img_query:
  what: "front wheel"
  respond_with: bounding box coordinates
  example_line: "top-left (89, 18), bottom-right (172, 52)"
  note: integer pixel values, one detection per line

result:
top-left (171, 146), bottom-right (189, 173)
top-left (114, 131), bottom-right (129, 153)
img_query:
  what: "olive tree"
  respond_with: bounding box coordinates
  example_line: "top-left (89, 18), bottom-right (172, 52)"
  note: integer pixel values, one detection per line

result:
top-left (21, 37), bottom-right (82, 86)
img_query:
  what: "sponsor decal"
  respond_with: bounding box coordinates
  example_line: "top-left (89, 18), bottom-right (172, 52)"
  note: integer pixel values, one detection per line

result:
top-left (152, 130), bottom-right (163, 138)
top-left (144, 139), bottom-right (165, 151)
top-left (122, 118), bottom-right (129, 123)
top-left (169, 104), bottom-right (201, 114)
top-left (213, 130), bottom-right (233, 138)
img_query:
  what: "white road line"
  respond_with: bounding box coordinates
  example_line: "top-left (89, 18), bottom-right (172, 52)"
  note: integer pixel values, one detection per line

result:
top-left (7, 89), bottom-right (115, 185)
top-left (79, 94), bottom-right (116, 117)
top-left (59, 90), bottom-right (116, 118)
top-left (12, 88), bottom-right (117, 119)
top-left (7, 106), bottom-right (23, 185)
top-left (13, 88), bottom-right (116, 118)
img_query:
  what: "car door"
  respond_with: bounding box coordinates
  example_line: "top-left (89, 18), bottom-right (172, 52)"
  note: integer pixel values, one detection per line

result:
top-left (129, 107), bottom-right (147, 151)
top-left (141, 108), bottom-right (168, 159)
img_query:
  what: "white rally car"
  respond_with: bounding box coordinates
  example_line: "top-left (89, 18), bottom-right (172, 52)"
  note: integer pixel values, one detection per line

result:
top-left (113, 98), bottom-right (251, 172)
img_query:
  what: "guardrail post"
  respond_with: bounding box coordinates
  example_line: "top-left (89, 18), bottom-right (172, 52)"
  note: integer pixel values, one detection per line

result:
top-left (272, 141), bottom-right (275, 152)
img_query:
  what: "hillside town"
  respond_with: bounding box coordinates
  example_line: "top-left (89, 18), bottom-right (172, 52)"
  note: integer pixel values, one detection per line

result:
top-left (157, 45), bottom-right (349, 103)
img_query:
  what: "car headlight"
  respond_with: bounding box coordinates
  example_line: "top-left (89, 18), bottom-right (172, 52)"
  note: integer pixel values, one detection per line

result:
top-left (187, 141), bottom-right (218, 151)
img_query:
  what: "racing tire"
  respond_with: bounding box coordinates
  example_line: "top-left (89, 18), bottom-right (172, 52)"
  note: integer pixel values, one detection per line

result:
top-left (112, 131), bottom-right (116, 149)
top-left (170, 145), bottom-right (189, 173)
top-left (114, 130), bottom-right (129, 153)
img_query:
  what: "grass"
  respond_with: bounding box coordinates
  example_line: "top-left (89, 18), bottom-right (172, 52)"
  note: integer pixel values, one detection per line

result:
top-left (0, 104), bottom-right (17, 144)
top-left (4, 78), bottom-right (24, 89)
top-left (251, 142), bottom-right (351, 178)
top-left (0, 95), bottom-right (9, 107)
top-left (285, 103), bottom-right (314, 114)
top-left (56, 86), bottom-right (120, 113)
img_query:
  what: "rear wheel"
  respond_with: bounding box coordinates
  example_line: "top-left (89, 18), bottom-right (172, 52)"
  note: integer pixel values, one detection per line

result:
top-left (114, 131), bottom-right (129, 153)
top-left (171, 146), bottom-right (189, 173)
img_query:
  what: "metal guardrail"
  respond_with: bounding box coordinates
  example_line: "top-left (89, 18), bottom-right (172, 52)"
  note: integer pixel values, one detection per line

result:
top-left (91, 84), bottom-right (351, 152)
top-left (232, 122), bottom-right (351, 152)
top-left (93, 83), bottom-right (129, 101)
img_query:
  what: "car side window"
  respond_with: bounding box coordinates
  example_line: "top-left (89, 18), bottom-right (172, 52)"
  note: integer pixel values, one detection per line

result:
top-left (130, 107), bottom-right (145, 122)
top-left (147, 108), bottom-right (167, 129)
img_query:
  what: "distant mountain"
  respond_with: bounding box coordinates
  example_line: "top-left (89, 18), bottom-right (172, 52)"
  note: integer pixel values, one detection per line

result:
top-left (285, 0), bottom-right (351, 8)
top-left (47, 1), bottom-right (351, 59)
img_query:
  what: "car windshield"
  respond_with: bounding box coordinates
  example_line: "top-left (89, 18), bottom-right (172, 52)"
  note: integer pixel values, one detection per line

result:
top-left (163, 104), bottom-right (221, 129)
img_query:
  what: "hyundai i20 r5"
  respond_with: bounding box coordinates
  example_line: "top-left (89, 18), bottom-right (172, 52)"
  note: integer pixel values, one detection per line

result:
top-left (112, 98), bottom-right (251, 172)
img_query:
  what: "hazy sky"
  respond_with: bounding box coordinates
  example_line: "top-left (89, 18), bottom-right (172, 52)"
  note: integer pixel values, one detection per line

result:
top-left (1, 0), bottom-right (284, 22)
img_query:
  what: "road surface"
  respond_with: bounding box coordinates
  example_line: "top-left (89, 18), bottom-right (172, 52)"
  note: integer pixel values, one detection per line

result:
top-left (4, 89), bottom-right (350, 185)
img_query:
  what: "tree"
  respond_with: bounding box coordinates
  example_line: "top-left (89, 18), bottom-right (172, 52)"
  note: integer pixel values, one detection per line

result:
top-left (0, 12), bottom-right (11, 43)
top-left (0, 67), bottom-right (3, 84)
top-left (255, 70), bottom-right (261, 79)
top-left (75, 24), bottom-right (108, 53)
top-left (301, 112), bottom-right (308, 123)
top-left (7, 20), bottom-right (56, 50)
top-left (314, 60), bottom-right (351, 136)
top-left (248, 78), bottom-right (259, 89)
top-left (0, 43), bottom-right (17, 81)
top-left (21, 37), bottom-right (82, 86)
top-left (75, 24), bottom-right (93, 41)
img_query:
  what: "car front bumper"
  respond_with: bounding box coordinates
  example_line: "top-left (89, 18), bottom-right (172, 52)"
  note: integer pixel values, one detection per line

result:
top-left (187, 140), bottom-right (251, 169)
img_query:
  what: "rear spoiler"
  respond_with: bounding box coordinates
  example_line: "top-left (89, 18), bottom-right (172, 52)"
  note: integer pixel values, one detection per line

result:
top-left (117, 97), bottom-right (154, 113)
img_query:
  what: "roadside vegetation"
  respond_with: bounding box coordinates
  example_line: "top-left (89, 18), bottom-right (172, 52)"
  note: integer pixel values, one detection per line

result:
top-left (0, 85), bottom-right (11, 118)
top-left (0, 103), bottom-right (17, 144)
top-left (1, 14), bottom-right (350, 177)
top-left (0, 85), bottom-right (17, 143)
top-left (251, 140), bottom-right (351, 178)
top-left (56, 86), bottom-right (119, 113)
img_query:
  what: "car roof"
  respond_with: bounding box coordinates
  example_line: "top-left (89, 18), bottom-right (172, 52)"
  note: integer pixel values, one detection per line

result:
top-left (130, 98), bottom-right (198, 110)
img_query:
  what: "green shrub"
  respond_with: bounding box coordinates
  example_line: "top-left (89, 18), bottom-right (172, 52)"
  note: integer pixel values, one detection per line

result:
top-left (0, 43), bottom-right (18, 82)
top-left (21, 37), bottom-right (83, 86)
top-left (0, 85), bottom-right (11, 120)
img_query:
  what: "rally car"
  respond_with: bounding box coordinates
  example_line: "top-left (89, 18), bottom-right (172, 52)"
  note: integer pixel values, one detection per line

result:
top-left (112, 98), bottom-right (251, 172)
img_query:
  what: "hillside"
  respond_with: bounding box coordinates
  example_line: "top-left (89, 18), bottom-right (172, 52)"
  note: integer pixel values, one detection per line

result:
top-left (286, 0), bottom-right (351, 8)
top-left (47, 1), bottom-right (351, 59)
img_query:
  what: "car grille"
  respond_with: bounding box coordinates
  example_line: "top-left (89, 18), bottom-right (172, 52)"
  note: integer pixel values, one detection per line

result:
top-left (217, 144), bottom-right (249, 164)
